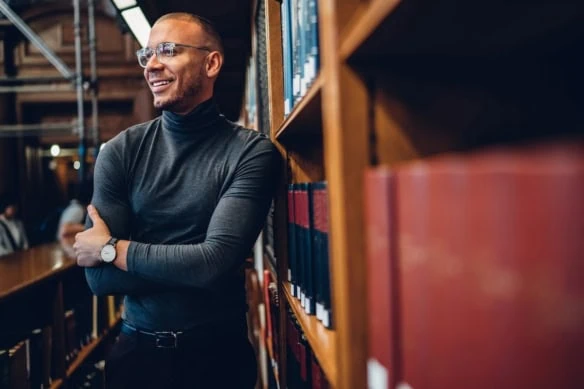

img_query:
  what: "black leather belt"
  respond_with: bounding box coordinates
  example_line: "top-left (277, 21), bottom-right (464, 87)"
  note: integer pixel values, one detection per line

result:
top-left (120, 320), bottom-right (246, 349)
top-left (121, 322), bottom-right (190, 349)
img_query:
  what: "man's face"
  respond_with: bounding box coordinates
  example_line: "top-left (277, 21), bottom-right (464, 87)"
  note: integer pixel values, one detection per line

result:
top-left (143, 19), bottom-right (208, 114)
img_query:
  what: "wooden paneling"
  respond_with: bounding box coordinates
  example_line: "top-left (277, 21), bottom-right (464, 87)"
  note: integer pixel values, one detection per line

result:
top-left (13, 12), bottom-right (139, 70)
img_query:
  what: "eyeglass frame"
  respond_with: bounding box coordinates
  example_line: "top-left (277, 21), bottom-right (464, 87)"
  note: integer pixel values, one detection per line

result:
top-left (136, 42), bottom-right (212, 68)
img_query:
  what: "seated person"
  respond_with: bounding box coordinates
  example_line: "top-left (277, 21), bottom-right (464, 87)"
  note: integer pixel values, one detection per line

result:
top-left (0, 193), bottom-right (29, 257)
top-left (57, 184), bottom-right (92, 246)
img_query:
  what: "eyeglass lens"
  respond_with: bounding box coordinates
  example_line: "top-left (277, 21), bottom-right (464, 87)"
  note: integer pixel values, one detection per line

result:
top-left (137, 43), bottom-right (174, 67)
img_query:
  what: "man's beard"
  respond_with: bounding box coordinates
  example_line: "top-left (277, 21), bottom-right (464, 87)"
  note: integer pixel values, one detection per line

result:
top-left (153, 74), bottom-right (203, 113)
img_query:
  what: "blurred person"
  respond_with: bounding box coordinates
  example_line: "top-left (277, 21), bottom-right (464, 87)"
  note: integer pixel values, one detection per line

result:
top-left (0, 192), bottom-right (29, 257)
top-left (57, 183), bottom-right (92, 244)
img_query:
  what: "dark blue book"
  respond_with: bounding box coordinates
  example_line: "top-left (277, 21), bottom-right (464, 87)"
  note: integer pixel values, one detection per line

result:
top-left (287, 184), bottom-right (297, 297)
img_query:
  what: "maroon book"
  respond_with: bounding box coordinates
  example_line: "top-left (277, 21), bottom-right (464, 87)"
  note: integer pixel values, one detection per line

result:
top-left (398, 141), bottom-right (584, 389)
top-left (365, 167), bottom-right (396, 389)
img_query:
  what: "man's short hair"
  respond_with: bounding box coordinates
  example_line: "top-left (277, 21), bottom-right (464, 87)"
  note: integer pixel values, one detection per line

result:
top-left (154, 13), bottom-right (224, 56)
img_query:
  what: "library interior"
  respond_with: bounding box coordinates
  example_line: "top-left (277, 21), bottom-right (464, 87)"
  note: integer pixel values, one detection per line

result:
top-left (0, 0), bottom-right (582, 388)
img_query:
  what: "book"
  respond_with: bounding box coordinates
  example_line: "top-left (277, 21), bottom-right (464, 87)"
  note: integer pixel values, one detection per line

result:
top-left (365, 167), bottom-right (396, 389)
top-left (396, 141), bottom-right (584, 389)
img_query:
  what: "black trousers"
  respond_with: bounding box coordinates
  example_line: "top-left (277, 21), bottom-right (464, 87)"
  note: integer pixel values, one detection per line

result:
top-left (105, 321), bottom-right (257, 389)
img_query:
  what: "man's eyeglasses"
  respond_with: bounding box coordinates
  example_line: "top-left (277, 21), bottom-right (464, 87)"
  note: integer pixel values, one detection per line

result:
top-left (136, 42), bottom-right (211, 68)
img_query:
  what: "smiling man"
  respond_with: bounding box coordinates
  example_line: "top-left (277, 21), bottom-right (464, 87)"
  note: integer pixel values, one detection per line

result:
top-left (73, 13), bottom-right (280, 389)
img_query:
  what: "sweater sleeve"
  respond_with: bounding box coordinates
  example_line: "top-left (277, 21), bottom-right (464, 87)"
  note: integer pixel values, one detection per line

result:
top-left (84, 139), bottom-right (170, 296)
top-left (127, 137), bottom-right (281, 288)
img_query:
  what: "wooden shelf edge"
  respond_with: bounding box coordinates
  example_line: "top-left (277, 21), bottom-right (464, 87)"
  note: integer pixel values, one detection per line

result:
top-left (66, 316), bottom-right (121, 378)
top-left (282, 282), bottom-right (337, 388)
top-left (50, 378), bottom-right (63, 389)
top-left (274, 74), bottom-right (323, 140)
top-left (340, 0), bottom-right (401, 61)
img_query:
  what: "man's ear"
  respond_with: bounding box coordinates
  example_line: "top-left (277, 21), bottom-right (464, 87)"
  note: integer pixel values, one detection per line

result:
top-left (205, 52), bottom-right (223, 78)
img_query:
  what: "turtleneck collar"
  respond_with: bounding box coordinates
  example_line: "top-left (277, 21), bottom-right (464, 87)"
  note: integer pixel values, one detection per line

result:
top-left (161, 98), bottom-right (222, 137)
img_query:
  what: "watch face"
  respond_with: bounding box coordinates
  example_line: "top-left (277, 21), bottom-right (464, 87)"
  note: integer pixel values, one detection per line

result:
top-left (101, 244), bottom-right (116, 263)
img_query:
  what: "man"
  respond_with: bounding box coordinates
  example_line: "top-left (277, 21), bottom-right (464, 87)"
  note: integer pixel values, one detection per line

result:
top-left (0, 193), bottom-right (29, 257)
top-left (73, 12), bottom-right (279, 389)
top-left (57, 184), bottom-right (92, 244)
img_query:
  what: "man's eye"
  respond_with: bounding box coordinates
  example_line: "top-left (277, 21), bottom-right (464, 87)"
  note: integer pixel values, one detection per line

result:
top-left (160, 45), bottom-right (174, 57)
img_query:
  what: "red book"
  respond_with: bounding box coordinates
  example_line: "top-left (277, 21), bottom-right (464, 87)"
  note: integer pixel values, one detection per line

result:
top-left (264, 270), bottom-right (274, 360)
top-left (398, 141), bottom-right (584, 389)
top-left (364, 167), bottom-right (396, 389)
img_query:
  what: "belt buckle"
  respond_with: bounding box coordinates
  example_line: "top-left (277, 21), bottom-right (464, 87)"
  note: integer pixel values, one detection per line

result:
top-left (154, 331), bottom-right (179, 349)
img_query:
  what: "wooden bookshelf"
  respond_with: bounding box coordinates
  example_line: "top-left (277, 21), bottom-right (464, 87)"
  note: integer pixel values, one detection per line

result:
top-left (340, 1), bottom-right (584, 61)
top-left (247, 0), bottom-right (584, 388)
top-left (339, 0), bottom-right (400, 61)
top-left (274, 74), bottom-right (323, 141)
top-left (283, 282), bottom-right (337, 388)
top-left (0, 244), bottom-right (121, 389)
top-left (66, 316), bottom-right (121, 378)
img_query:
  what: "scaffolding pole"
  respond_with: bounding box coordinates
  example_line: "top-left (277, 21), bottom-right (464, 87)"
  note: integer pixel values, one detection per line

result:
top-left (88, 0), bottom-right (100, 156)
top-left (73, 0), bottom-right (86, 186)
top-left (0, 0), bottom-right (74, 80)
top-left (0, 84), bottom-right (74, 93)
top-left (0, 122), bottom-right (76, 137)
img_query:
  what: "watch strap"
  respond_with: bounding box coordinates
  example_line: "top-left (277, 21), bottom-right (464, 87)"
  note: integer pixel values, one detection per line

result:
top-left (107, 237), bottom-right (119, 247)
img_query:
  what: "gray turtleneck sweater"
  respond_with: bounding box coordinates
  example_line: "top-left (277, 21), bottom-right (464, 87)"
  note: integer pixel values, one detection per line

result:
top-left (84, 99), bottom-right (280, 331)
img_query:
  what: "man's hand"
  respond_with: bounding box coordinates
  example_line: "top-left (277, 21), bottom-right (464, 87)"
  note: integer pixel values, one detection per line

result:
top-left (74, 205), bottom-right (111, 267)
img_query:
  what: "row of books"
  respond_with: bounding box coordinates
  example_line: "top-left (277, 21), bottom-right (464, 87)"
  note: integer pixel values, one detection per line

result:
top-left (263, 270), bottom-right (280, 388)
top-left (0, 327), bottom-right (51, 389)
top-left (263, 270), bottom-right (330, 389)
top-left (286, 309), bottom-right (330, 389)
top-left (365, 140), bottom-right (584, 389)
top-left (281, 0), bottom-right (320, 116)
top-left (64, 294), bottom-right (121, 367)
top-left (68, 360), bottom-right (105, 389)
top-left (287, 182), bottom-right (333, 329)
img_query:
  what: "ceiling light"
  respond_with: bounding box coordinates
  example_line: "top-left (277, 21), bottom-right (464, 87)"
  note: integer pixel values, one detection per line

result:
top-left (120, 7), bottom-right (150, 47)
top-left (112, 0), bottom-right (136, 9)
top-left (50, 144), bottom-right (60, 157)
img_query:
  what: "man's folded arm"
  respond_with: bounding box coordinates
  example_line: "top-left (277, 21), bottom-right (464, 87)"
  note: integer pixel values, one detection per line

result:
top-left (126, 139), bottom-right (281, 288)
top-left (85, 140), bottom-right (171, 296)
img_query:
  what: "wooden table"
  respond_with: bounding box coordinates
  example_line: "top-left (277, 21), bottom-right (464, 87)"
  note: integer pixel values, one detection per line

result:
top-left (0, 243), bottom-right (77, 302)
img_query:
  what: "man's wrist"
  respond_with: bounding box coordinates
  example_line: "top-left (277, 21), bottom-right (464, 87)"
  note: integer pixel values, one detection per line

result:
top-left (100, 237), bottom-right (118, 263)
top-left (112, 240), bottom-right (130, 271)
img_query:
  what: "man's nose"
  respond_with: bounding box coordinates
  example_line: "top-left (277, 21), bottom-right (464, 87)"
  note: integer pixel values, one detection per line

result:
top-left (146, 53), bottom-right (164, 70)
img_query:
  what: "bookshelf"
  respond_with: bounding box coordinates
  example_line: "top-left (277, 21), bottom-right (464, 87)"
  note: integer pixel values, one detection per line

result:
top-left (65, 315), bottom-right (121, 378)
top-left (0, 243), bottom-right (121, 388)
top-left (251, 0), bottom-right (584, 388)
top-left (283, 282), bottom-right (337, 388)
top-left (274, 74), bottom-right (323, 141)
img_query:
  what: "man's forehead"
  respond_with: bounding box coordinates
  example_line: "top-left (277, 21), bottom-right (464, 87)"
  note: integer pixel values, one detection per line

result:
top-left (149, 19), bottom-right (202, 43)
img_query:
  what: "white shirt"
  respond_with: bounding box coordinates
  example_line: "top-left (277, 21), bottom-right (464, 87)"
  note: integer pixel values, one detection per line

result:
top-left (56, 199), bottom-right (86, 239)
top-left (0, 214), bottom-right (29, 256)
